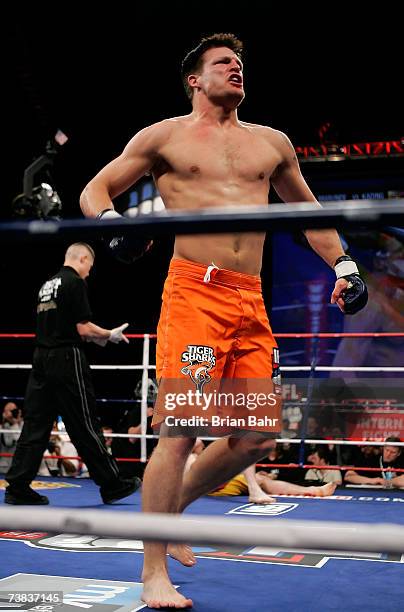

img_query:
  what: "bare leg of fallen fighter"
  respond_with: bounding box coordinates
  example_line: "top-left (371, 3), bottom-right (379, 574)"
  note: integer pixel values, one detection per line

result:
top-left (256, 472), bottom-right (337, 497)
top-left (243, 463), bottom-right (276, 504)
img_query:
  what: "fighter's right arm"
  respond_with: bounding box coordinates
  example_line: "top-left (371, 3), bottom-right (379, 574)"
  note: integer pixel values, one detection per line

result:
top-left (80, 121), bottom-right (171, 218)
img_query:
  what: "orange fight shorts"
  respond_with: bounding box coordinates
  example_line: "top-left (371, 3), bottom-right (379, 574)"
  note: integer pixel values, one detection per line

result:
top-left (152, 258), bottom-right (282, 435)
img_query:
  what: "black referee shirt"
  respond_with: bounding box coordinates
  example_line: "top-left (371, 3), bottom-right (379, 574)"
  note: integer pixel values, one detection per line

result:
top-left (36, 266), bottom-right (92, 348)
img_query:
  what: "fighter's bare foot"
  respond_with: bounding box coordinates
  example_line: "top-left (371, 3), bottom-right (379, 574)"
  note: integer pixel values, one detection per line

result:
top-left (141, 575), bottom-right (193, 609)
top-left (306, 483), bottom-right (337, 497)
top-left (318, 482), bottom-right (337, 497)
top-left (168, 543), bottom-right (196, 566)
top-left (249, 493), bottom-right (276, 504)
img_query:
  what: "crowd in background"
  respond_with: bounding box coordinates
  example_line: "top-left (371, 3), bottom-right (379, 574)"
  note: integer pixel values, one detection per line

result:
top-left (1, 390), bottom-right (403, 490)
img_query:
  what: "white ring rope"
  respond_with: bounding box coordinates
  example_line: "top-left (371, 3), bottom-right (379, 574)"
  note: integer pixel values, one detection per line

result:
top-left (0, 506), bottom-right (403, 553)
top-left (1, 200), bottom-right (403, 239)
top-left (1, 429), bottom-right (404, 446)
top-left (0, 365), bottom-right (155, 370)
top-left (1, 364), bottom-right (403, 372)
top-left (140, 334), bottom-right (150, 463)
top-left (283, 366), bottom-right (404, 372)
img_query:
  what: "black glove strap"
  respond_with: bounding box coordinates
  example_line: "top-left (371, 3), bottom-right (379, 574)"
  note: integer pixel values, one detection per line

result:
top-left (334, 255), bottom-right (353, 266)
top-left (97, 209), bottom-right (117, 220)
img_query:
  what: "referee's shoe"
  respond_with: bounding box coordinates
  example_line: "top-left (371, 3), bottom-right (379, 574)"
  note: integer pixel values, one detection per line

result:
top-left (5, 485), bottom-right (49, 505)
top-left (4, 477), bottom-right (142, 505)
top-left (100, 477), bottom-right (142, 504)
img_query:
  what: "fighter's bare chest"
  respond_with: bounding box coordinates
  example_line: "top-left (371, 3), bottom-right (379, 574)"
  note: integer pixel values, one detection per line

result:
top-left (161, 130), bottom-right (277, 178)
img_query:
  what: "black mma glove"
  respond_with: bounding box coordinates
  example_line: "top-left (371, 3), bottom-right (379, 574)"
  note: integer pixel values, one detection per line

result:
top-left (97, 209), bottom-right (153, 264)
top-left (334, 255), bottom-right (368, 315)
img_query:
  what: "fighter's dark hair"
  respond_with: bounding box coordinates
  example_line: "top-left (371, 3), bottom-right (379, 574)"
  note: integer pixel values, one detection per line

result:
top-left (181, 33), bottom-right (243, 100)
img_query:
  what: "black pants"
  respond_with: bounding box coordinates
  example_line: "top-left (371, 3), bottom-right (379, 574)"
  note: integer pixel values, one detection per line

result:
top-left (6, 346), bottom-right (121, 489)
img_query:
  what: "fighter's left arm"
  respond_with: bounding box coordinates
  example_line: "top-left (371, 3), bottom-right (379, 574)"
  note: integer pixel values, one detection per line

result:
top-left (270, 131), bottom-right (368, 314)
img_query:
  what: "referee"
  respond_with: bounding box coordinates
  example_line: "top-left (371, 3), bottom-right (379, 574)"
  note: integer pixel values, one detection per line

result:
top-left (4, 242), bottom-right (140, 505)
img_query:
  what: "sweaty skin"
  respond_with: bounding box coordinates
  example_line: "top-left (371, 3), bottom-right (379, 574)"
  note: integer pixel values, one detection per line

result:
top-left (80, 48), bottom-right (345, 278)
top-left (80, 45), bottom-right (347, 610)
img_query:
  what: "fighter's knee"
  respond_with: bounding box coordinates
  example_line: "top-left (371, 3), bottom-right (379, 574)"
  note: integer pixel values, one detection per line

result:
top-left (154, 436), bottom-right (196, 460)
top-left (241, 434), bottom-right (276, 458)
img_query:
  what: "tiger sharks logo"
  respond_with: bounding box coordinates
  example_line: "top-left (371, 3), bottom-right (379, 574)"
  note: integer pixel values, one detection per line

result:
top-left (180, 345), bottom-right (216, 392)
top-left (181, 361), bottom-right (213, 392)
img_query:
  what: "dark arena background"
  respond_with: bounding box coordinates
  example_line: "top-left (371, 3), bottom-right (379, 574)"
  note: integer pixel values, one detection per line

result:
top-left (3, 3), bottom-right (403, 415)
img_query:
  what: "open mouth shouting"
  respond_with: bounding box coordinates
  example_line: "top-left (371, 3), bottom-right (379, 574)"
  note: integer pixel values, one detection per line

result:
top-left (228, 73), bottom-right (243, 88)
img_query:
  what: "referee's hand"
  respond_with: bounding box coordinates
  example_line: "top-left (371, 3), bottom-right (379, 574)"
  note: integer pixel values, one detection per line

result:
top-left (109, 323), bottom-right (130, 344)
